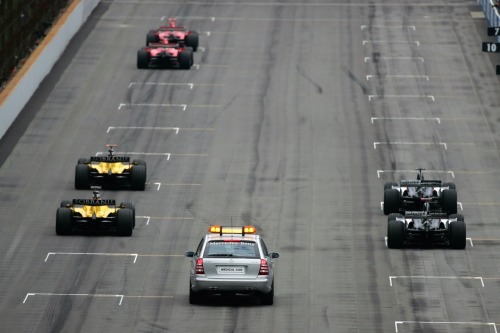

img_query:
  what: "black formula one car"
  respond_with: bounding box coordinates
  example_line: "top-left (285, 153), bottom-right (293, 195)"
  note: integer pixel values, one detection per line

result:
top-left (137, 43), bottom-right (193, 69)
top-left (146, 18), bottom-right (199, 51)
top-left (383, 168), bottom-right (457, 215)
top-left (387, 209), bottom-right (466, 249)
top-left (75, 145), bottom-right (147, 190)
top-left (56, 188), bottom-right (136, 236)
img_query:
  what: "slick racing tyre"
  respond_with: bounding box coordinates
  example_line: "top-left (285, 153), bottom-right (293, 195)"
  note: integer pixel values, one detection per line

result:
top-left (185, 32), bottom-right (199, 51)
top-left (77, 158), bottom-right (89, 164)
top-left (131, 165), bottom-right (146, 191)
top-left (384, 182), bottom-right (398, 190)
top-left (449, 217), bottom-right (466, 249)
top-left (146, 30), bottom-right (159, 45)
top-left (383, 189), bottom-right (400, 215)
top-left (75, 164), bottom-right (91, 189)
top-left (137, 49), bottom-right (150, 69)
top-left (117, 208), bottom-right (134, 237)
top-left (442, 182), bottom-right (456, 190)
top-left (261, 280), bottom-right (274, 305)
top-left (388, 213), bottom-right (403, 222)
top-left (56, 208), bottom-right (72, 235)
top-left (120, 202), bottom-right (136, 228)
top-left (387, 220), bottom-right (405, 249)
top-left (60, 200), bottom-right (72, 208)
top-left (441, 189), bottom-right (457, 214)
top-left (179, 48), bottom-right (193, 69)
top-left (132, 159), bottom-right (146, 167)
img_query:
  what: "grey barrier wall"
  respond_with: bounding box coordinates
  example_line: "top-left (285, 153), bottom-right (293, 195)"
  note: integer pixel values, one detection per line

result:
top-left (0, 0), bottom-right (100, 140)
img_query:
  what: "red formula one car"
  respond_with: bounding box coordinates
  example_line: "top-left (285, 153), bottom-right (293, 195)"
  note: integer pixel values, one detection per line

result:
top-left (147, 18), bottom-right (199, 51)
top-left (137, 43), bottom-right (193, 69)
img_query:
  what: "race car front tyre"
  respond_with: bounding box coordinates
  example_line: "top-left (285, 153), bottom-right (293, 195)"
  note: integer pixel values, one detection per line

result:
top-left (146, 31), bottom-right (159, 45)
top-left (120, 202), bottom-right (136, 228)
top-left (117, 208), bottom-right (133, 237)
top-left (179, 49), bottom-right (193, 69)
top-left (387, 220), bottom-right (405, 249)
top-left (384, 181), bottom-right (398, 190)
top-left (185, 32), bottom-right (199, 51)
top-left (261, 280), bottom-right (274, 305)
top-left (75, 164), bottom-right (90, 189)
top-left (442, 182), bottom-right (456, 190)
top-left (131, 165), bottom-right (146, 191)
top-left (388, 213), bottom-right (403, 222)
top-left (441, 189), bottom-right (457, 214)
top-left (449, 220), bottom-right (466, 249)
top-left (60, 200), bottom-right (72, 208)
top-left (137, 50), bottom-right (150, 69)
top-left (189, 282), bottom-right (201, 304)
top-left (383, 189), bottom-right (400, 215)
top-left (77, 158), bottom-right (89, 164)
top-left (56, 208), bottom-right (72, 235)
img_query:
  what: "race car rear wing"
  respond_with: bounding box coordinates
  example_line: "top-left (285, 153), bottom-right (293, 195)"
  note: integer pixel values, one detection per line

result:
top-left (72, 199), bottom-right (116, 206)
top-left (158, 26), bottom-right (186, 31)
top-left (400, 180), bottom-right (442, 187)
top-left (90, 156), bottom-right (130, 163)
top-left (403, 211), bottom-right (449, 219)
top-left (147, 43), bottom-right (180, 48)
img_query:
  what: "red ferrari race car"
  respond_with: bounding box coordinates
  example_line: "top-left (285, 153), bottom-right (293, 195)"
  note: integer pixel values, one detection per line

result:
top-left (137, 43), bottom-right (193, 69)
top-left (146, 18), bottom-right (199, 51)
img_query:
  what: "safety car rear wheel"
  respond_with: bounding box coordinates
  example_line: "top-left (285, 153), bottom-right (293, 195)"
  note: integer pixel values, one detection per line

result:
top-left (146, 31), bottom-right (159, 45)
top-left (441, 189), bottom-right (457, 214)
top-left (56, 208), bottom-right (72, 235)
top-left (185, 32), bottom-right (199, 51)
top-left (189, 282), bottom-right (202, 304)
top-left (116, 208), bottom-right (133, 237)
top-left (261, 280), bottom-right (274, 305)
top-left (384, 181), bottom-right (398, 190)
top-left (449, 218), bottom-right (466, 249)
top-left (131, 165), bottom-right (146, 191)
top-left (137, 49), bottom-right (150, 69)
top-left (383, 189), bottom-right (400, 215)
top-left (75, 164), bottom-right (90, 189)
top-left (120, 202), bottom-right (136, 228)
top-left (179, 49), bottom-right (193, 69)
top-left (387, 219), bottom-right (405, 249)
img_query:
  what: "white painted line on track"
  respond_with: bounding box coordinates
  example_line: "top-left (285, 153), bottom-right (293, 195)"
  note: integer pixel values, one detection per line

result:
top-left (458, 202), bottom-right (463, 211)
top-left (23, 293), bottom-right (174, 305)
top-left (361, 25), bottom-right (415, 30)
top-left (377, 169), bottom-right (453, 178)
top-left (128, 82), bottom-right (225, 89)
top-left (369, 95), bottom-right (434, 101)
top-left (389, 275), bottom-right (484, 287)
top-left (45, 252), bottom-right (138, 263)
top-left (374, 142), bottom-right (446, 149)
top-left (371, 117), bottom-right (440, 124)
top-left (366, 75), bottom-right (429, 81)
top-left (118, 103), bottom-right (220, 111)
top-left (467, 238), bottom-right (473, 247)
top-left (137, 215), bottom-right (194, 226)
top-left (363, 40), bottom-right (419, 46)
top-left (380, 202), bottom-right (384, 211)
top-left (107, 126), bottom-right (179, 134)
top-left (192, 64), bottom-right (230, 70)
top-left (364, 56), bottom-right (424, 62)
top-left (394, 321), bottom-right (497, 333)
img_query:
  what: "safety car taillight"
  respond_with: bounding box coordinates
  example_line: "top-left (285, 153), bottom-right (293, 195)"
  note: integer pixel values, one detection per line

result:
top-left (195, 258), bottom-right (204, 274)
top-left (258, 259), bottom-right (269, 275)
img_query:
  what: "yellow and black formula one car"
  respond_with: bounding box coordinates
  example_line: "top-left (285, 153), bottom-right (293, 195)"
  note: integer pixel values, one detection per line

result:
top-left (56, 188), bottom-right (135, 236)
top-left (75, 145), bottom-right (147, 190)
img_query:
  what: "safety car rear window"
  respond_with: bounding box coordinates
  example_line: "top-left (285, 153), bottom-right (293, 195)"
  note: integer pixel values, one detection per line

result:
top-left (203, 241), bottom-right (259, 258)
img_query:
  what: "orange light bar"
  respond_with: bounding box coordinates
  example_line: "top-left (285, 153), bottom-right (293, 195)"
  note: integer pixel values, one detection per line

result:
top-left (208, 225), bottom-right (257, 235)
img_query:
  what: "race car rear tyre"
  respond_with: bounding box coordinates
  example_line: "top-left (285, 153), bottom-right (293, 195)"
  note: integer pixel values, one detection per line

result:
top-left (179, 49), bottom-right (193, 69)
top-left (442, 182), bottom-right (456, 190)
top-left (387, 220), bottom-right (405, 249)
top-left (60, 200), bottom-right (72, 208)
top-left (185, 32), bottom-right (199, 51)
top-left (132, 159), bottom-right (146, 167)
top-left (441, 189), bottom-right (457, 214)
top-left (261, 280), bottom-right (274, 305)
top-left (120, 202), bottom-right (136, 228)
top-left (388, 213), bottom-right (403, 222)
top-left (384, 181), bottom-right (398, 190)
top-left (75, 164), bottom-right (90, 189)
top-left (146, 31), bottom-right (159, 45)
top-left (117, 208), bottom-right (133, 237)
top-left (137, 49), bottom-right (150, 69)
top-left (449, 213), bottom-right (464, 222)
top-left (383, 189), bottom-right (400, 215)
top-left (56, 208), bottom-right (72, 235)
top-left (449, 220), bottom-right (466, 249)
top-left (131, 165), bottom-right (146, 191)
top-left (77, 158), bottom-right (89, 164)
top-left (189, 282), bottom-right (201, 304)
